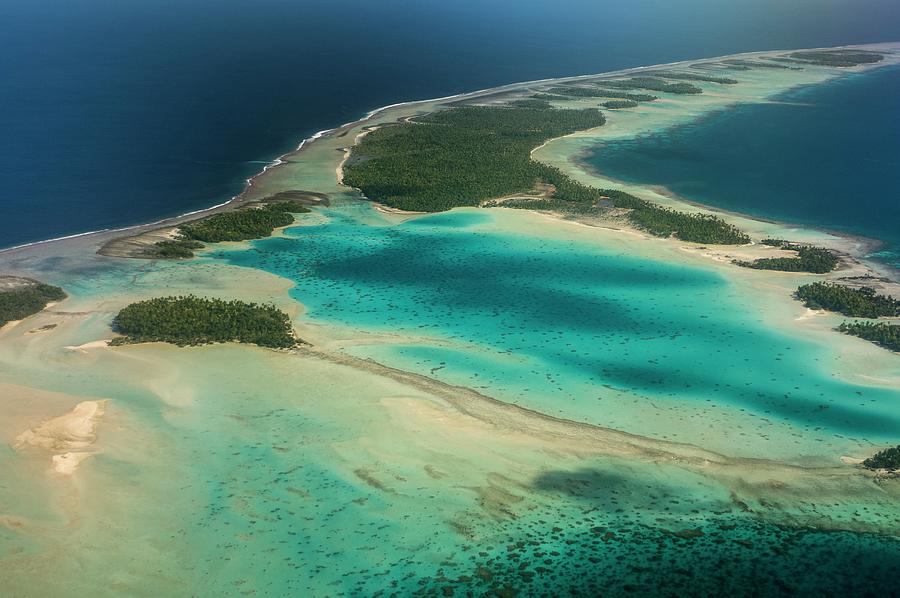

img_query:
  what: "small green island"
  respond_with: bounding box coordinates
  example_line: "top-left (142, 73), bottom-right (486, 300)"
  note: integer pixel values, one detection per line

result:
top-left (795, 282), bottom-right (899, 317)
top-left (721, 49), bottom-right (883, 69)
top-left (535, 89), bottom-right (658, 103)
top-left (545, 87), bottom-right (658, 102)
top-left (862, 445), bottom-right (900, 471)
top-left (736, 240), bottom-right (838, 273)
top-left (111, 295), bottom-right (297, 348)
top-left (601, 77), bottom-right (703, 95)
top-left (343, 103), bottom-right (748, 245)
top-left (531, 93), bottom-right (580, 102)
top-left (651, 72), bottom-right (739, 84)
top-left (0, 279), bottom-right (67, 327)
top-left (837, 321), bottom-right (900, 353)
top-left (590, 90), bottom-right (658, 102)
top-left (602, 99), bottom-right (639, 109)
top-left (143, 200), bottom-right (311, 259)
top-left (545, 86), bottom-right (617, 98)
top-left (788, 49), bottom-right (884, 67)
top-left (508, 98), bottom-right (553, 109)
top-left (721, 58), bottom-right (797, 70)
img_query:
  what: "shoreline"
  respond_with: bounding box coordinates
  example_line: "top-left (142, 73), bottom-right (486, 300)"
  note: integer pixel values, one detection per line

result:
top-left (1, 41), bottom-right (896, 263)
top-left (579, 155), bottom-right (896, 276)
top-left (567, 70), bottom-right (900, 279)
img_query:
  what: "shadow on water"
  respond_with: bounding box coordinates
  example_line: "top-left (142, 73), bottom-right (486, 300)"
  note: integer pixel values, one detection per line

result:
top-left (413, 467), bottom-right (900, 596)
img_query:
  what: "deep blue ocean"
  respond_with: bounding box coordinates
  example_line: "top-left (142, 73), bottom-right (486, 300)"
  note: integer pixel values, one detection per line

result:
top-left (587, 64), bottom-right (900, 269)
top-left (1, 0), bottom-right (899, 249)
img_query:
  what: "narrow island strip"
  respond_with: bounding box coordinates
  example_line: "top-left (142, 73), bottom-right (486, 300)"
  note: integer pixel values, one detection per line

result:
top-left (130, 199), bottom-right (313, 259)
top-left (0, 276), bottom-right (66, 329)
top-left (97, 192), bottom-right (327, 259)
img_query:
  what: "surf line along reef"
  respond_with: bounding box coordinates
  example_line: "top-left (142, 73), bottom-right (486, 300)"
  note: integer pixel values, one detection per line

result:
top-left (1, 44), bottom-right (900, 596)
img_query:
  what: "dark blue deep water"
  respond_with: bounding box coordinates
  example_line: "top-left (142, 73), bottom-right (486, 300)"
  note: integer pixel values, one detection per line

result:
top-left (587, 64), bottom-right (900, 269)
top-left (1, 0), bottom-right (899, 248)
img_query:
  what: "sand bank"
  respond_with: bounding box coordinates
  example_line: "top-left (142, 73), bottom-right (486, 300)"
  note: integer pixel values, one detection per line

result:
top-left (11, 399), bottom-right (106, 476)
top-left (15, 400), bottom-right (105, 450)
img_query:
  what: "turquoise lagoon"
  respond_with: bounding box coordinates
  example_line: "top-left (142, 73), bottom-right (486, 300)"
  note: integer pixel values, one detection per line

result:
top-left (217, 205), bottom-right (900, 461)
top-left (4, 343), bottom-right (900, 596)
top-left (3, 201), bottom-right (900, 595)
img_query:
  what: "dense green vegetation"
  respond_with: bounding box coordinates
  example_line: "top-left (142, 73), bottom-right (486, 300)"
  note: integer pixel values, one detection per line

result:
top-left (603, 99), bottom-right (639, 109)
top-left (509, 98), bottom-right (553, 109)
top-left (531, 93), bottom-right (575, 102)
top-left (111, 295), bottom-right (296, 348)
top-left (736, 242), bottom-right (838, 273)
top-left (795, 282), bottom-right (899, 318)
top-left (545, 86), bottom-right (611, 98)
top-left (344, 105), bottom-right (749, 244)
top-left (714, 63), bottom-right (751, 71)
top-left (343, 105), bottom-right (607, 211)
top-left (627, 207), bottom-right (749, 244)
top-left (765, 58), bottom-right (806, 69)
top-left (722, 59), bottom-right (795, 70)
top-left (144, 237), bottom-right (205, 259)
top-left (0, 282), bottom-right (67, 327)
top-left (652, 72), bottom-right (739, 84)
top-left (545, 86), bottom-right (658, 102)
top-left (788, 50), bottom-right (883, 67)
top-left (179, 201), bottom-right (310, 243)
top-left (602, 77), bottom-right (703, 95)
top-left (863, 446), bottom-right (900, 470)
top-left (534, 89), bottom-right (658, 103)
top-left (486, 197), bottom-right (602, 215)
top-left (837, 321), bottom-right (900, 353)
top-left (140, 200), bottom-right (311, 258)
top-left (592, 90), bottom-right (658, 102)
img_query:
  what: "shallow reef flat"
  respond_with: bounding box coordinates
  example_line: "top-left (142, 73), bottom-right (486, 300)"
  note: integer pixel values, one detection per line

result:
top-left (215, 206), bottom-right (900, 462)
top-left (0, 338), bottom-right (898, 595)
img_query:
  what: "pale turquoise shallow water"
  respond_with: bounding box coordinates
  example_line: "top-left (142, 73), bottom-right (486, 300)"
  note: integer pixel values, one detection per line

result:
top-left (3, 203), bottom-right (900, 595)
top-left (4, 339), bottom-right (900, 596)
top-left (217, 206), bottom-right (900, 460)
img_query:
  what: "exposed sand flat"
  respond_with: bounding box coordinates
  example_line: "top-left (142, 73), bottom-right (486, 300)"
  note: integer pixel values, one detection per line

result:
top-left (63, 340), bottom-right (111, 352)
top-left (9, 398), bottom-right (107, 476)
top-left (0, 275), bottom-right (45, 291)
top-left (15, 400), bottom-right (106, 453)
top-left (51, 451), bottom-right (95, 475)
top-left (371, 203), bottom-right (427, 216)
top-left (97, 226), bottom-right (181, 259)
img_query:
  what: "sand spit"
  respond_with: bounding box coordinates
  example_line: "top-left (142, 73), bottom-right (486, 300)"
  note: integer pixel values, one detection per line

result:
top-left (300, 345), bottom-right (853, 472)
top-left (14, 400), bottom-right (106, 475)
top-left (294, 344), bottom-right (897, 534)
top-left (97, 226), bottom-right (182, 259)
top-left (96, 191), bottom-right (330, 259)
top-left (63, 340), bottom-right (111, 352)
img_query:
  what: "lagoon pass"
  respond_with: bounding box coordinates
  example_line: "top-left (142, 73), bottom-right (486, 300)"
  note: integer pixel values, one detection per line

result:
top-left (1, 44), bottom-right (900, 596)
